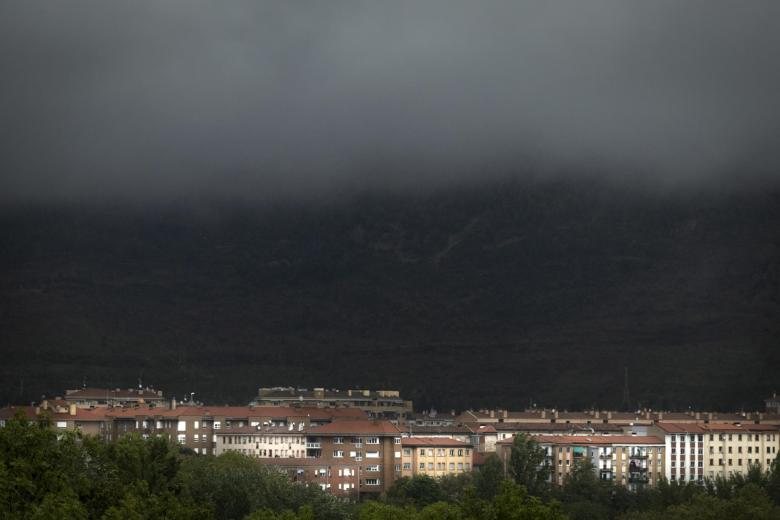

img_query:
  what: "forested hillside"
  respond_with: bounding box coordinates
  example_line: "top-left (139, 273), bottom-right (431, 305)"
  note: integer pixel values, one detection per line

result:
top-left (2, 178), bottom-right (779, 410)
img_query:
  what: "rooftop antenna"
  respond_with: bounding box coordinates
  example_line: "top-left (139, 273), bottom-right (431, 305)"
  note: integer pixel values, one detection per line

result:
top-left (622, 366), bottom-right (631, 411)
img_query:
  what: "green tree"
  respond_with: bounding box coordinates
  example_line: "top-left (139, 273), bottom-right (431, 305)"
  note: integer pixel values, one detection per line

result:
top-left (508, 434), bottom-right (550, 496)
top-left (489, 480), bottom-right (566, 520)
top-left (356, 501), bottom-right (418, 520)
top-left (474, 453), bottom-right (505, 500)
top-left (767, 452), bottom-right (780, 505)
top-left (386, 475), bottom-right (443, 508)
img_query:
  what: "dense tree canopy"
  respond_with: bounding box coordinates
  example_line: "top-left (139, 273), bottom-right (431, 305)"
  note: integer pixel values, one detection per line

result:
top-left (2, 413), bottom-right (780, 519)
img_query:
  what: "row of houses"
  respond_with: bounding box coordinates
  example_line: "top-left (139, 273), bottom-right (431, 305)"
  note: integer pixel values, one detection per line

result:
top-left (3, 387), bottom-right (779, 498)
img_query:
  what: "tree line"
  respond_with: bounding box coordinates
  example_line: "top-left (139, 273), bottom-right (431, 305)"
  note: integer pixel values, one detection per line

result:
top-left (2, 413), bottom-right (780, 519)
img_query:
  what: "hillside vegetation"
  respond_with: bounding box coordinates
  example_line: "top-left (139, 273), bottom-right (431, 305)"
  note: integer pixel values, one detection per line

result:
top-left (1, 178), bottom-right (778, 410)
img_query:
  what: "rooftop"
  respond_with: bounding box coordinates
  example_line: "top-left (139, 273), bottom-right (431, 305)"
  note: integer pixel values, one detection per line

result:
top-left (402, 437), bottom-right (470, 447)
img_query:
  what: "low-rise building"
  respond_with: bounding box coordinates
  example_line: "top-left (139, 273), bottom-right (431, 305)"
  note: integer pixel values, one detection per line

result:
top-left (251, 387), bottom-right (413, 421)
top-left (400, 437), bottom-right (473, 477)
top-left (63, 386), bottom-right (166, 408)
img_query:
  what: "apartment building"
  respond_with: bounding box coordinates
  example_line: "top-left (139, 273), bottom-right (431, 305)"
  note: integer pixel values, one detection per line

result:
top-left (497, 435), bottom-right (665, 489)
top-left (302, 420), bottom-right (403, 497)
top-left (63, 386), bottom-right (166, 407)
top-left (458, 409), bottom-right (774, 427)
top-left (0, 403), bottom-right (368, 456)
top-left (400, 437), bottom-right (473, 477)
top-left (703, 424), bottom-right (779, 478)
top-left (650, 422), bottom-right (780, 483)
top-left (215, 424), bottom-right (308, 458)
top-left (251, 387), bottom-right (413, 421)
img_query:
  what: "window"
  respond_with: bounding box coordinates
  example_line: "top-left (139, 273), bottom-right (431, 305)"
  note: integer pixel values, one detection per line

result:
top-left (366, 437), bottom-right (379, 444)
top-left (333, 450), bottom-right (344, 458)
top-left (366, 465), bottom-right (380, 472)
top-left (334, 437), bottom-right (343, 444)
top-left (177, 421), bottom-right (187, 432)
top-left (458, 449), bottom-right (463, 456)
top-left (420, 449), bottom-right (426, 456)
top-left (366, 451), bottom-right (380, 458)
top-left (403, 463), bottom-right (411, 470)
top-left (214, 421), bottom-right (221, 430)
top-left (428, 462), bottom-right (434, 470)
top-left (394, 437), bottom-right (401, 444)
top-left (364, 479), bottom-right (379, 486)
top-left (177, 434), bottom-right (186, 443)
top-left (449, 463), bottom-right (455, 471)
top-left (403, 448), bottom-right (411, 456)
top-left (419, 463), bottom-right (425, 470)
top-left (458, 462), bottom-right (463, 471)
top-left (56, 421), bottom-right (67, 428)
top-left (194, 421), bottom-right (199, 429)
top-left (395, 464), bottom-right (401, 471)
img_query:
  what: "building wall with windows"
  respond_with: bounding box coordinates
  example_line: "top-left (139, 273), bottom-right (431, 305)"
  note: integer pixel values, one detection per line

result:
top-left (400, 438), bottom-right (473, 477)
top-left (302, 420), bottom-right (402, 497)
top-left (497, 435), bottom-right (665, 489)
top-left (702, 424), bottom-right (779, 479)
top-left (651, 423), bottom-right (780, 483)
top-left (215, 425), bottom-right (307, 458)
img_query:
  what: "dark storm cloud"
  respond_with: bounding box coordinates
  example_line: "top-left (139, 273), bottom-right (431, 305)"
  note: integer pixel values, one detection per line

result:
top-left (1, 1), bottom-right (779, 204)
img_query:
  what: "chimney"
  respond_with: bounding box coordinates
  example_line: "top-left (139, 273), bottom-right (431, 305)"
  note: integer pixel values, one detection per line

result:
top-left (607, 411), bottom-right (612, 420)
top-left (503, 410), bottom-right (508, 419)
top-left (695, 412), bottom-right (701, 420)
top-left (489, 410), bottom-right (495, 418)
top-left (658, 412), bottom-right (664, 420)
top-left (348, 390), bottom-right (352, 397)
top-left (541, 410), bottom-right (546, 419)
top-left (42, 399), bottom-right (49, 411)
top-left (554, 410), bottom-right (559, 419)
top-left (69, 404), bottom-right (77, 416)
top-left (708, 412), bottom-right (713, 421)
top-left (645, 411), bottom-right (651, 420)
top-left (171, 397), bottom-right (177, 410)
top-left (595, 410), bottom-right (600, 419)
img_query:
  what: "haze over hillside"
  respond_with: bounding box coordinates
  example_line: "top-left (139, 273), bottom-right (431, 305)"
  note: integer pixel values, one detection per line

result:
top-left (2, 178), bottom-right (778, 410)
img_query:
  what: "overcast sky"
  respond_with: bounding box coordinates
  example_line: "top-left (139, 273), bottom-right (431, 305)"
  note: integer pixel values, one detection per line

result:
top-left (1, 1), bottom-right (779, 205)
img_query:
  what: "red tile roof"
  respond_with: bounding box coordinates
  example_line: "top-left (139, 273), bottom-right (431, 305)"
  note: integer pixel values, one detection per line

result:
top-left (308, 420), bottom-right (400, 435)
top-left (532, 435), bottom-right (664, 445)
top-left (654, 423), bottom-right (708, 433)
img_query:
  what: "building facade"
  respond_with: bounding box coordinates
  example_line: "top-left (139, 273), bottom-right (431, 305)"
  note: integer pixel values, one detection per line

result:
top-left (400, 437), bottom-right (473, 477)
top-left (252, 387), bottom-right (413, 421)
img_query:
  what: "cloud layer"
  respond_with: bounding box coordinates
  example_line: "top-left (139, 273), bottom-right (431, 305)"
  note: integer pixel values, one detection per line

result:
top-left (2, 1), bottom-right (779, 204)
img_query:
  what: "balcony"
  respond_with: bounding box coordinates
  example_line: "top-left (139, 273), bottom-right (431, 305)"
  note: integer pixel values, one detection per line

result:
top-left (306, 442), bottom-right (321, 449)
